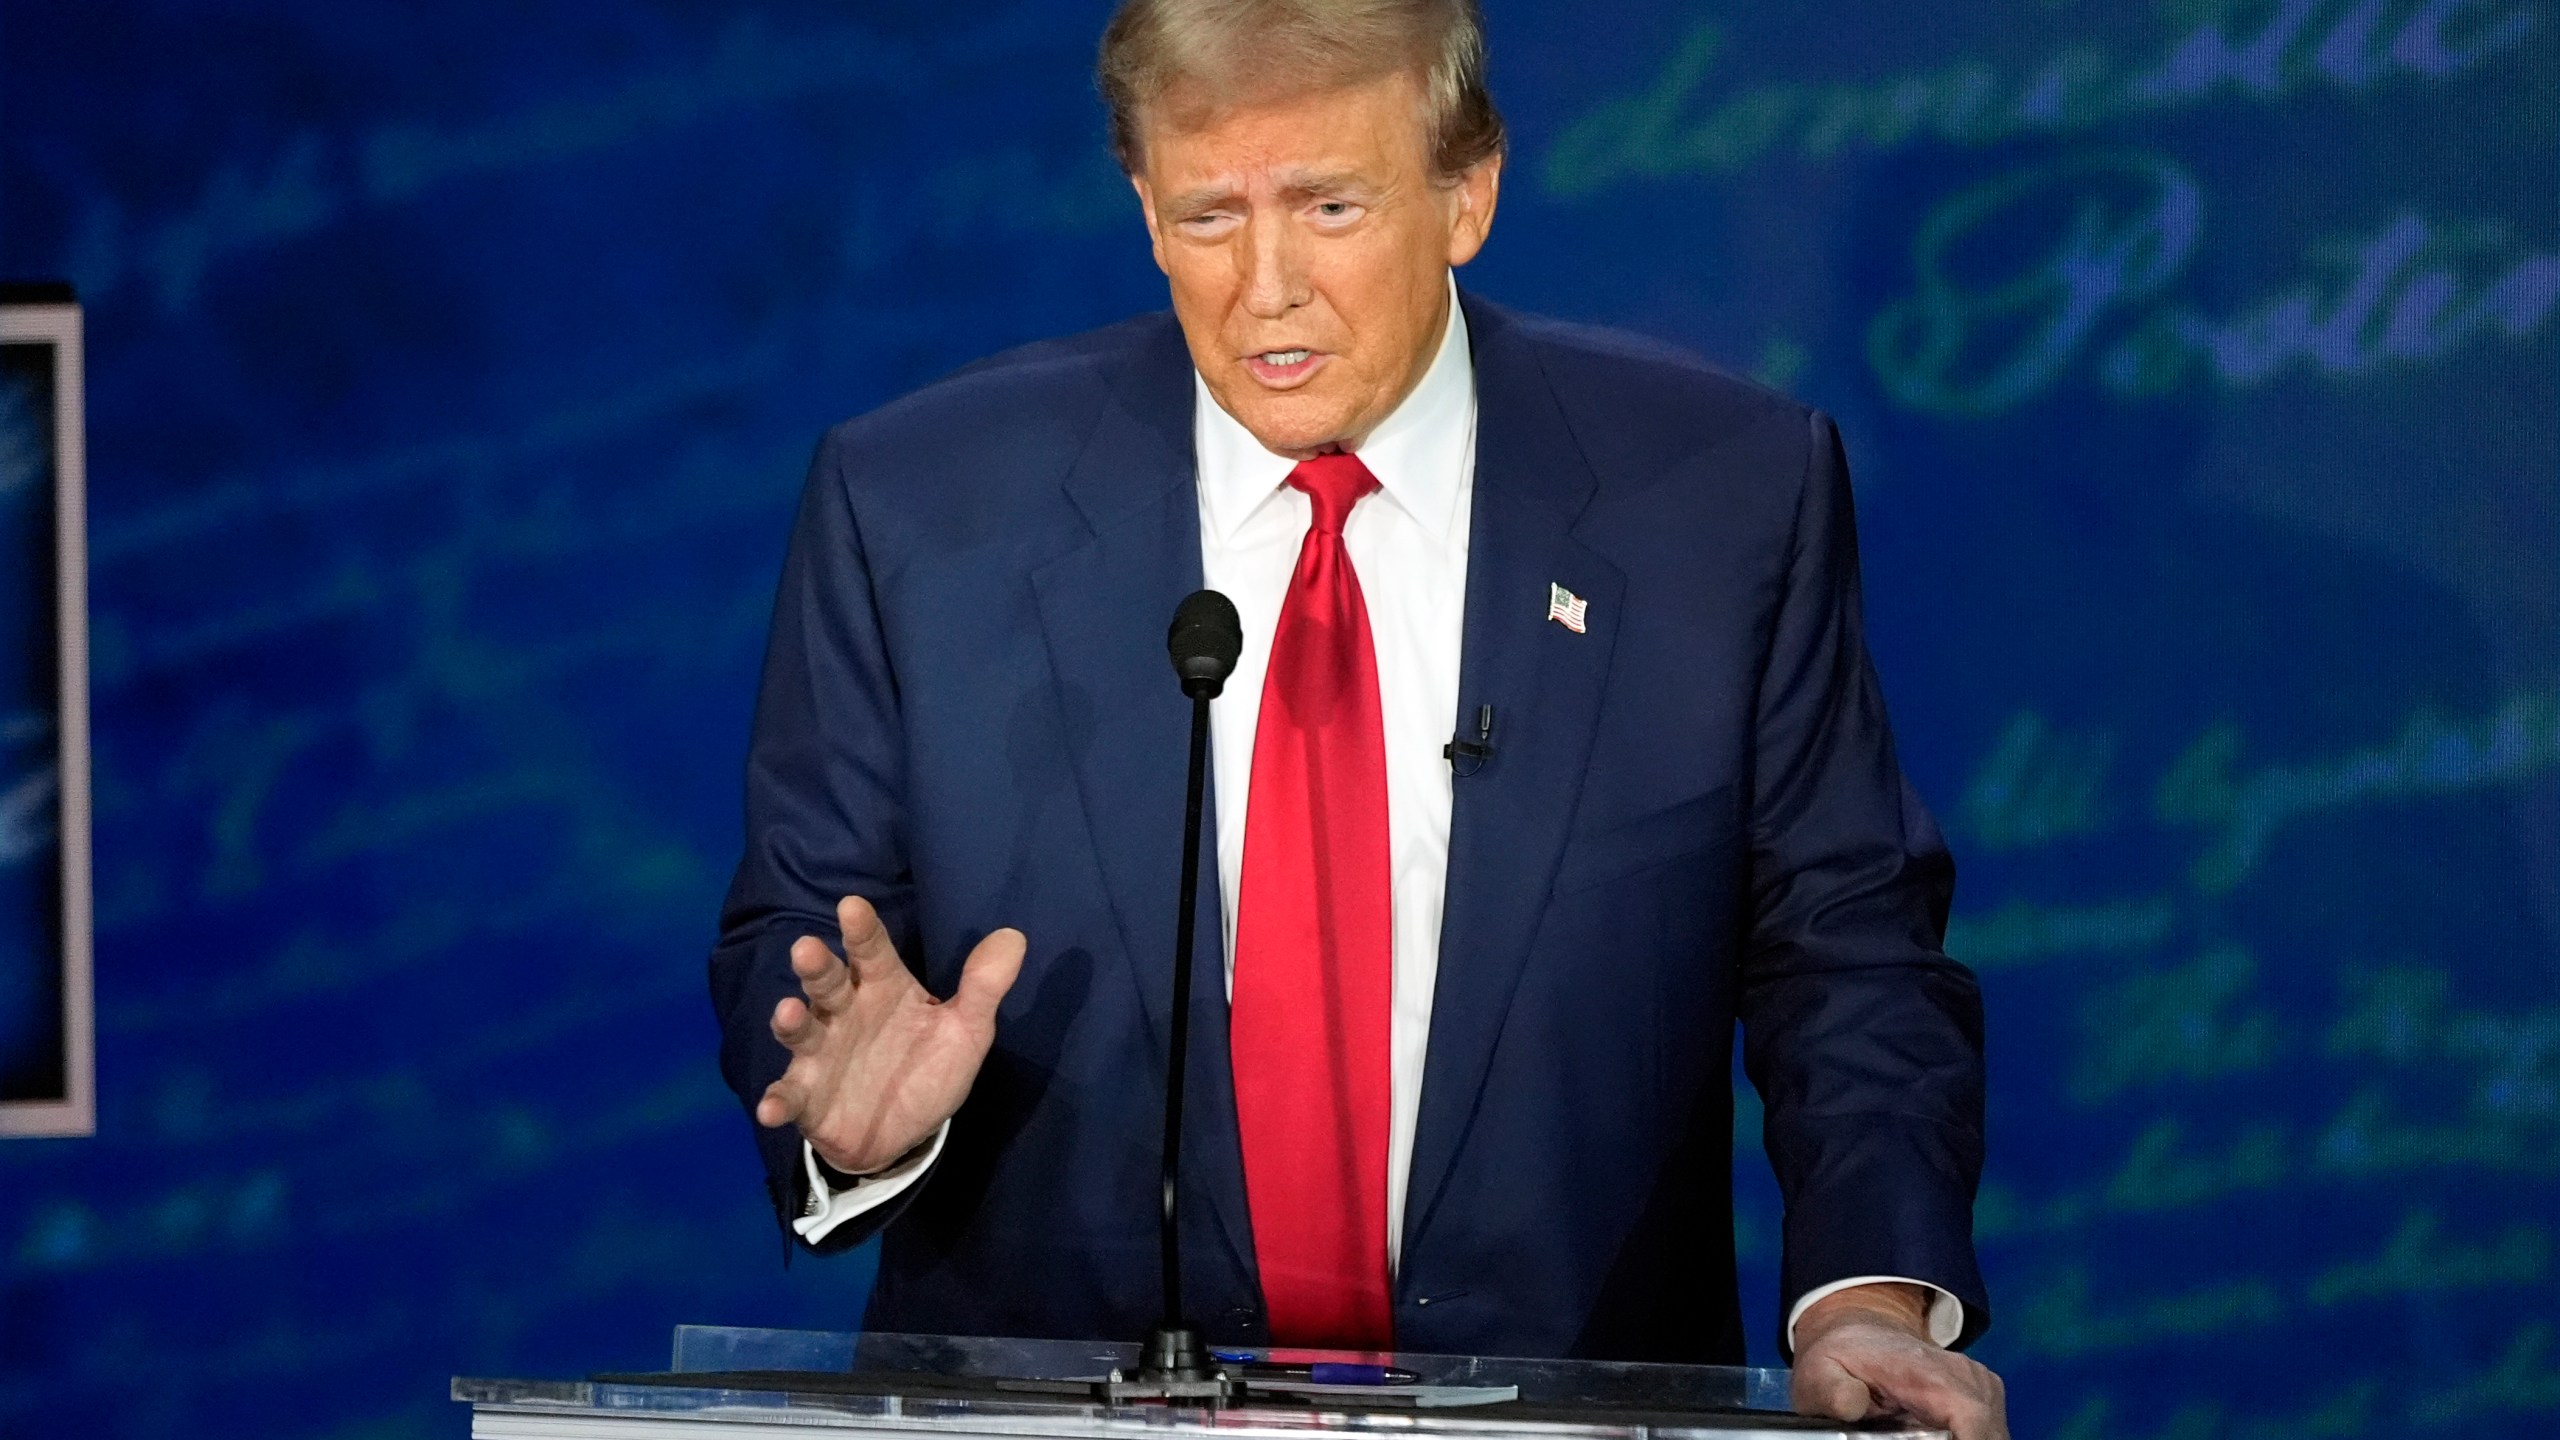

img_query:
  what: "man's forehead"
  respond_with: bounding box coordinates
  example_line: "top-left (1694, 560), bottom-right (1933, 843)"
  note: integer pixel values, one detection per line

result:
top-left (1137, 71), bottom-right (1427, 188)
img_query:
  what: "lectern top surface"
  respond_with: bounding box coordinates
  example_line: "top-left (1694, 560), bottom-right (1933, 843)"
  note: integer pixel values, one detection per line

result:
top-left (452, 1329), bottom-right (1950, 1440)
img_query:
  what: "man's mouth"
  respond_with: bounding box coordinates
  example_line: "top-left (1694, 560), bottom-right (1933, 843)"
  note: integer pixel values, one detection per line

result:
top-left (1243, 349), bottom-right (1326, 387)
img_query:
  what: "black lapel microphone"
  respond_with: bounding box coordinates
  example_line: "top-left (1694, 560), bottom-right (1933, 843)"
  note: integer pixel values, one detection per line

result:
top-left (1445, 702), bottom-right (1496, 776)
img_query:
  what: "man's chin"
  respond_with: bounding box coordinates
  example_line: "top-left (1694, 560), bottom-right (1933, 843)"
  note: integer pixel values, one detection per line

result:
top-left (1224, 396), bottom-right (1361, 460)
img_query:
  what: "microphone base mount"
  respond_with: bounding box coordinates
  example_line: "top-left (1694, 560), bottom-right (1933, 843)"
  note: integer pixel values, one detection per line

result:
top-left (1093, 1324), bottom-right (1243, 1406)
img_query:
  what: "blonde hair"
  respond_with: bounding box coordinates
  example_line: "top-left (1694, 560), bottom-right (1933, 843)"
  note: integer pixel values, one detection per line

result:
top-left (1097, 0), bottom-right (1506, 181)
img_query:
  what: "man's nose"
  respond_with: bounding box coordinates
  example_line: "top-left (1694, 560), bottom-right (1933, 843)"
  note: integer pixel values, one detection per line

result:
top-left (1239, 213), bottom-right (1307, 319)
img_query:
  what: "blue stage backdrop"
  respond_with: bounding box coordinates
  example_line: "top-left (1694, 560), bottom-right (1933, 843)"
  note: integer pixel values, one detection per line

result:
top-left (2, 2), bottom-right (2554, 1436)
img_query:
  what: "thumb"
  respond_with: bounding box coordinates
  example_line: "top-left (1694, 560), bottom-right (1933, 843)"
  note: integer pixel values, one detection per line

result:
top-left (950, 927), bottom-right (1026, 1024)
top-left (1791, 1352), bottom-right (1876, 1423)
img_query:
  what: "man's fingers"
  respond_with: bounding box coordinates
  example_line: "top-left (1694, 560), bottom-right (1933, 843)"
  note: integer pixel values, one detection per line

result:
top-left (1789, 1355), bottom-right (1874, 1423)
top-left (1949, 1397), bottom-right (2005, 1440)
top-left (1896, 1361), bottom-right (2003, 1440)
top-left (1981, 1369), bottom-right (2010, 1440)
top-left (950, 927), bottom-right (1027, 1026)
top-left (770, 995), bottom-right (820, 1051)
top-left (1802, 1339), bottom-right (2007, 1440)
top-left (755, 1078), bottom-right (803, 1128)
top-left (1895, 1384), bottom-right (2000, 1440)
top-left (790, 935), bottom-right (852, 1009)
top-left (837, 895), bottom-right (905, 984)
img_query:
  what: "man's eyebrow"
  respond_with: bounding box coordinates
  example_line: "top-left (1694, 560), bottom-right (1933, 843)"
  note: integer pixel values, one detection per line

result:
top-left (1163, 171), bottom-right (1377, 214)
top-left (1165, 184), bottom-right (1240, 215)
top-left (1275, 170), bottom-right (1371, 201)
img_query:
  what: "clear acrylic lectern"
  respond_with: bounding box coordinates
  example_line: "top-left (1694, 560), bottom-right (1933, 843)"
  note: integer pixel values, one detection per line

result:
top-left (453, 1328), bottom-right (1948, 1438)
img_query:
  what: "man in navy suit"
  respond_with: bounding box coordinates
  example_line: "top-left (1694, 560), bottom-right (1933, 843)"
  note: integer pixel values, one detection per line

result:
top-left (712, 1), bottom-right (2003, 1434)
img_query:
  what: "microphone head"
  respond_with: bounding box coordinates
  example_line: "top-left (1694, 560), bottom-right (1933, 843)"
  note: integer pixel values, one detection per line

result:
top-left (1167, 589), bottom-right (1243, 700)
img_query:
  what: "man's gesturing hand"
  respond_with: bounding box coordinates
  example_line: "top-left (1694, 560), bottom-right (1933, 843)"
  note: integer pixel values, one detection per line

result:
top-left (754, 896), bottom-right (1025, 1176)
top-left (1792, 1284), bottom-right (2007, 1440)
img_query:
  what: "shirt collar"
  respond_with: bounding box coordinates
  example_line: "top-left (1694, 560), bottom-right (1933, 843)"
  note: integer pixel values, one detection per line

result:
top-left (1193, 275), bottom-right (1475, 545)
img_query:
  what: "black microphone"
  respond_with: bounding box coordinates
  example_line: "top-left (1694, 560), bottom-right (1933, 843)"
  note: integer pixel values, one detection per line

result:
top-left (1132, 590), bottom-right (1241, 1392)
top-left (1444, 703), bottom-right (1496, 776)
top-left (1168, 589), bottom-right (1242, 699)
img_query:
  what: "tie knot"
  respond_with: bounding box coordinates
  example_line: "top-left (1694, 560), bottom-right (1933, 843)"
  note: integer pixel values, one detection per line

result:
top-left (1287, 452), bottom-right (1379, 535)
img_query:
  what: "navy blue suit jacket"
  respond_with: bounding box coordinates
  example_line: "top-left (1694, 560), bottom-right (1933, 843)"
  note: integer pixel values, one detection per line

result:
top-left (711, 291), bottom-right (1987, 1362)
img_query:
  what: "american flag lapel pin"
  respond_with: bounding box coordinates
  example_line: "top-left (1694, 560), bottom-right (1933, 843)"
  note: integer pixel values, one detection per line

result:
top-left (1546, 581), bottom-right (1589, 634)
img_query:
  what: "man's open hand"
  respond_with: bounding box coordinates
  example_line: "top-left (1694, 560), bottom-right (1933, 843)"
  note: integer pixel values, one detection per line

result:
top-left (754, 896), bottom-right (1025, 1175)
top-left (1792, 1283), bottom-right (2006, 1440)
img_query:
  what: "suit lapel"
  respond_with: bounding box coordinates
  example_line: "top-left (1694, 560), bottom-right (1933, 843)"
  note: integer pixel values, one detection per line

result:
top-left (1027, 321), bottom-right (1258, 1297)
top-left (1401, 294), bottom-right (1627, 1269)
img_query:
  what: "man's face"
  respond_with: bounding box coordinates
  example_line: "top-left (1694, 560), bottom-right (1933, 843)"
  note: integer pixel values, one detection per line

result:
top-left (1131, 70), bottom-right (1500, 459)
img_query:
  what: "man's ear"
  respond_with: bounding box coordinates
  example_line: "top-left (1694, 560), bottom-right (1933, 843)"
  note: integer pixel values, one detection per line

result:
top-left (1445, 154), bottom-right (1503, 268)
top-left (1131, 175), bottom-right (1171, 276)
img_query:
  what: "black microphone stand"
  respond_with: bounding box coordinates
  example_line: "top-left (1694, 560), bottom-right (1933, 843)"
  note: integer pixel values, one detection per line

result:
top-left (1139, 684), bottom-right (1219, 1377)
top-left (1101, 591), bottom-right (1244, 1406)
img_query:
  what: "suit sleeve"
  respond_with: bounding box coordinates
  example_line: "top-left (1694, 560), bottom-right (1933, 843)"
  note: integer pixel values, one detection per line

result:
top-left (709, 425), bottom-right (936, 1255)
top-left (1735, 408), bottom-right (1989, 1352)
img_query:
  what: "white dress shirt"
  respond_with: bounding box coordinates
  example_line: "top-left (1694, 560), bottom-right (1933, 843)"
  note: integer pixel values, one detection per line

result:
top-left (1195, 277), bottom-right (1476, 1279)
top-left (791, 276), bottom-right (1960, 1353)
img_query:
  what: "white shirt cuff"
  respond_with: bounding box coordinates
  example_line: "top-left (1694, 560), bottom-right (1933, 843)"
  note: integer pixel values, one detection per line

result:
top-left (791, 1121), bottom-right (948, 1243)
top-left (1786, 1276), bottom-right (1966, 1352)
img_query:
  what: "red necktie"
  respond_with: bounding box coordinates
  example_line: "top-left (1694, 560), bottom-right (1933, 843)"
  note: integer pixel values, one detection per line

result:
top-left (1230, 451), bottom-right (1395, 1348)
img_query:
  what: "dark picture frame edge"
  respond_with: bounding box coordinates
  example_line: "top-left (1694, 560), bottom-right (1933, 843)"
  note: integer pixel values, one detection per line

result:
top-left (0, 290), bottom-right (94, 1139)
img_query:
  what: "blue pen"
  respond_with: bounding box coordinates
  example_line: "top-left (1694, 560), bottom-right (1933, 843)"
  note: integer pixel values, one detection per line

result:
top-left (1213, 1352), bottom-right (1420, 1385)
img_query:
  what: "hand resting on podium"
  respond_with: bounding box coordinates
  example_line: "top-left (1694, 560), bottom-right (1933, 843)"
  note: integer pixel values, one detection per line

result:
top-left (1793, 1283), bottom-right (2007, 1440)
top-left (754, 895), bottom-right (1025, 1176)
